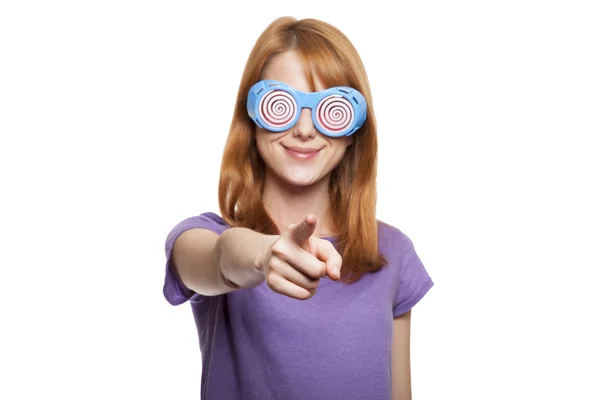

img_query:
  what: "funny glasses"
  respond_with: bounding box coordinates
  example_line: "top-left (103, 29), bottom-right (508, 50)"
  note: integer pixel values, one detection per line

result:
top-left (246, 80), bottom-right (367, 137)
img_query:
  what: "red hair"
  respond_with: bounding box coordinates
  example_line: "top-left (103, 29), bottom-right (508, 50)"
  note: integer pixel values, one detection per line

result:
top-left (218, 17), bottom-right (386, 284)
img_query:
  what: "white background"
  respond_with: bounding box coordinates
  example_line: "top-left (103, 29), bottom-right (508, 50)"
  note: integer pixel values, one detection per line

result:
top-left (1, 0), bottom-right (599, 399)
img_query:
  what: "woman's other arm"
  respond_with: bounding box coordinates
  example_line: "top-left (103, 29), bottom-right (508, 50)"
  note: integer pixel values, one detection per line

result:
top-left (392, 310), bottom-right (412, 400)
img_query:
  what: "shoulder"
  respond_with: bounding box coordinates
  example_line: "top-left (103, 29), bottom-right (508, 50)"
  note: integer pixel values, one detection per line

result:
top-left (376, 220), bottom-right (434, 316)
top-left (179, 211), bottom-right (228, 227)
top-left (196, 212), bottom-right (229, 228)
top-left (166, 212), bottom-right (231, 245)
top-left (376, 219), bottom-right (415, 255)
top-left (375, 219), bottom-right (428, 278)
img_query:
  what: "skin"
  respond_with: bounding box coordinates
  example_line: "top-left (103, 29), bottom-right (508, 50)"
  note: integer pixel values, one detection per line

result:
top-left (257, 50), bottom-right (413, 399)
top-left (392, 311), bottom-right (412, 400)
top-left (256, 50), bottom-right (352, 237)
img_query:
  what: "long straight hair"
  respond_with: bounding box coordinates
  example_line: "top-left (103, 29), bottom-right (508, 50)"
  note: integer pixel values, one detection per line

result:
top-left (218, 17), bottom-right (386, 284)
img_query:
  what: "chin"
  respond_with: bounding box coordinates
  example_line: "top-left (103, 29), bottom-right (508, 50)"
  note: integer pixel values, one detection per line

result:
top-left (282, 173), bottom-right (321, 187)
top-left (277, 168), bottom-right (327, 188)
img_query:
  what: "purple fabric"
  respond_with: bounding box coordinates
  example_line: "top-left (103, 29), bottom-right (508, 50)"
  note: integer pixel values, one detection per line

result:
top-left (163, 212), bottom-right (434, 400)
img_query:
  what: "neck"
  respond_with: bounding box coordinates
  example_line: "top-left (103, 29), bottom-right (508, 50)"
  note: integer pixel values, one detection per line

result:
top-left (262, 169), bottom-right (336, 237)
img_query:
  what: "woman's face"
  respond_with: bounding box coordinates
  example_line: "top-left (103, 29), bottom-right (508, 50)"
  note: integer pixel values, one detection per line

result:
top-left (255, 51), bottom-right (353, 188)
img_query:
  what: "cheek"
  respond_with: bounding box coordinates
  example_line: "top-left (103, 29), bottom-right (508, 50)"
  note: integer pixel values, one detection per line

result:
top-left (255, 130), bottom-right (284, 163)
top-left (255, 135), bottom-right (267, 158)
top-left (330, 139), bottom-right (352, 162)
top-left (255, 129), bottom-right (271, 152)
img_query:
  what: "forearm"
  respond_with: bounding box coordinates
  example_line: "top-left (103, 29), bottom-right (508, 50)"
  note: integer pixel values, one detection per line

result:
top-left (216, 227), bottom-right (277, 288)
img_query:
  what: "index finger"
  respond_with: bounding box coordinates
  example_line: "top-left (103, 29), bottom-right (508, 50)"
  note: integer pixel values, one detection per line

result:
top-left (285, 213), bottom-right (317, 246)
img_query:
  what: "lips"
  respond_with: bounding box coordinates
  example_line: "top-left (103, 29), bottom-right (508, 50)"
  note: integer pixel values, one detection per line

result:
top-left (284, 146), bottom-right (320, 153)
top-left (282, 145), bottom-right (321, 160)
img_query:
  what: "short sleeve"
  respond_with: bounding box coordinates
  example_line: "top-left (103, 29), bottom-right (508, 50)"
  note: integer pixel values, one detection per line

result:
top-left (392, 235), bottom-right (434, 318)
top-left (163, 212), bottom-right (230, 306)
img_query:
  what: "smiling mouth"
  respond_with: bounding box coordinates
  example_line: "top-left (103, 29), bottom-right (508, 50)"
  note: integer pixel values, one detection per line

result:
top-left (282, 145), bottom-right (321, 160)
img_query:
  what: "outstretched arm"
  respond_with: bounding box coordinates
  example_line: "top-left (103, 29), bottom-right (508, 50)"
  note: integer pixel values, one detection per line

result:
top-left (171, 227), bottom-right (274, 296)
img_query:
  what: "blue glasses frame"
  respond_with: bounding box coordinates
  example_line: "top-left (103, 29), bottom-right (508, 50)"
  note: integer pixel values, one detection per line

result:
top-left (246, 79), bottom-right (367, 137)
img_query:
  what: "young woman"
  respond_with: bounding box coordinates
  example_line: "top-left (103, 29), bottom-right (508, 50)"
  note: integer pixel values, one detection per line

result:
top-left (163, 16), bottom-right (434, 400)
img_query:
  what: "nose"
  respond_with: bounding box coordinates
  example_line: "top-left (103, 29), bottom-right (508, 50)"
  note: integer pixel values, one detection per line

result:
top-left (293, 108), bottom-right (317, 140)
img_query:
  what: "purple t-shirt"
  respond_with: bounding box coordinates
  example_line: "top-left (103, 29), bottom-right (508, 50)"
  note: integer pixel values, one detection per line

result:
top-left (163, 212), bottom-right (434, 400)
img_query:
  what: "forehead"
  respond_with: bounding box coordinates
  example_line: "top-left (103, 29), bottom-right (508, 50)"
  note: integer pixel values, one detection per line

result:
top-left (261, 51), bottom-right (325, 93)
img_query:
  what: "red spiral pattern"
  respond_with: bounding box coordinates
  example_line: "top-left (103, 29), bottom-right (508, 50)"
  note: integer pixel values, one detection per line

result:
top-left (258, 90), bottom-right (297, 129)
top-left (316, 95), bottom-right (354, 133)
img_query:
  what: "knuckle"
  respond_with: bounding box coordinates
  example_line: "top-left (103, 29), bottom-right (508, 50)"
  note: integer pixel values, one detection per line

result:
top-left (270, 240), bottom-right (287, 255)
top-left (305, 268), bottom-right (320, 279)
top-left (270, 241), bottom-right (281, 254)
top-left (305, 278), bottom-right (319, 290)
top-left (297, 288), bottom-right (315, 301)
top-left (266, 257), bottom-right (278, 271)
top-left (317, 262), bottom-right (327, 278)
top-left (301, 261), bottom-right (324, 279)
top-left (266, 272), bottom-right (280, 291)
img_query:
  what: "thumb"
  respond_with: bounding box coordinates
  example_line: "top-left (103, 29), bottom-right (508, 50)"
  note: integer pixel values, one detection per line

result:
top-left (285, 213), bottom-right (317, 246)
top-left (314, 238), bottom-right (342, 281)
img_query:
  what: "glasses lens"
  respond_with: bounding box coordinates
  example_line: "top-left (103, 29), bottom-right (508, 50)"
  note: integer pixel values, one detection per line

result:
top-left (258, 90), bottom-right (298, 130)
top-left (315, 95), bottom-right (354, 135)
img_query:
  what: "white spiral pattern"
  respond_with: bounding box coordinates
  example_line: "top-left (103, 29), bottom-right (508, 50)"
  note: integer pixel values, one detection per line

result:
top-left (315, 95), bottom-right (354, 134)
top-left (258, 90), bottom-right (297, 129)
